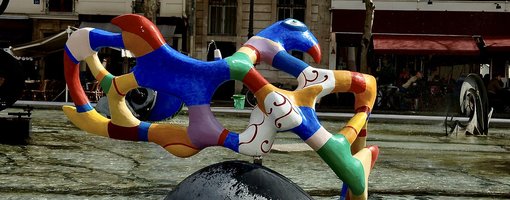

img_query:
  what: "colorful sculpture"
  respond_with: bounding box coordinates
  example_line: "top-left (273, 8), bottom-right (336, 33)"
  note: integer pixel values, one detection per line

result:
top-left (63, 14), bottom-right (379, 199)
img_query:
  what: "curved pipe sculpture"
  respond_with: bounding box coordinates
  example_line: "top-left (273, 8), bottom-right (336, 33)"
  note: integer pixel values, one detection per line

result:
top-left (446, 74), bottom-right (492, 135)
top-left (63, 14), bottom-right (379, 199)
top-left (0, 0), bottom-right (10, 15)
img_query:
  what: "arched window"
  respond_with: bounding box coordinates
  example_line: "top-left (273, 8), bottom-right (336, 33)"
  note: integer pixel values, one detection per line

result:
top-left (209, 0), bottom-right (237, 35)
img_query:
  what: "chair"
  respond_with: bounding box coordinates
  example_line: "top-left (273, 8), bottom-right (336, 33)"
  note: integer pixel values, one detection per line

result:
top-left (31, 79), bottom-right (51, 101)
top-left (85, 81), bottom-right (104, 102)
top-left (48, 80), bottom-right (66, 101)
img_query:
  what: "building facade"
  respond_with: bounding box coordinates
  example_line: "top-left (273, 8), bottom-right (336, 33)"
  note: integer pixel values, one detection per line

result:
top-left (4, 0), bottom-right (187, 46)
top-left (2, 0), bottom-right (333, 101)
top-left (189, 0), bottom-right (331, 95)
top-left (2, 0), bottom-right (188, 101)
top-left (331, 0), bottom-right (510, 85)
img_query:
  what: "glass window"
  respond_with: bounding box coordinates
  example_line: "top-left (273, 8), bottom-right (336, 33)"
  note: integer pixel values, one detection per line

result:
top-left (277, 0), bottom-right (306, 60)
top-left (209, 0), bottom-right (237, 36)
top-left (277, 0), bottom-right (305, 21)
top-left (48, 0), bottom-right (73, 12)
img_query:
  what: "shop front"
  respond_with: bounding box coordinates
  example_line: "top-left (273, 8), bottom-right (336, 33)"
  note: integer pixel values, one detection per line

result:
top-left (330, 4), bottom-right (510, 111)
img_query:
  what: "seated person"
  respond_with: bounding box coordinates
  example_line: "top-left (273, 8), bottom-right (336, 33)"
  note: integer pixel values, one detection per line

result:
top-left (487, 74), bottom-right (510, 111)
top-left (487, 74), bottom-right (503, 95)
top-left (401, 71), bottom-right (423, 94)
top-left (399, 71), bottom-right (424, 110)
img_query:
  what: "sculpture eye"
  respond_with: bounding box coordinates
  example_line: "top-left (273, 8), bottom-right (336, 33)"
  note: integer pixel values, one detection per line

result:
top-left (282, 19), bottom-right (306, 31)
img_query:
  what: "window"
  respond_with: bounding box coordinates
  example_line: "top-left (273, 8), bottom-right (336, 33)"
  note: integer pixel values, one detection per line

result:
top-left (48, 0), bottom-right (73, 12)
top-left (209, 0), bottom-right (237, 35)
top-left (277, 0), bottom-right (306, 60)
top-left (277, 0), bottom-right (305, 22)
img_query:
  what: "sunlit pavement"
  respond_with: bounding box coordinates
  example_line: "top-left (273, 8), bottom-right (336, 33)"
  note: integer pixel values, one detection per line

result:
top-left (0, 103), bottom-right (509, 199)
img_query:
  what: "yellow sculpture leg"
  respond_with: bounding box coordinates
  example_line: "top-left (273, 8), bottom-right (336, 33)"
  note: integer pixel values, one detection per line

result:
top-left (148, 123), bottom-right (199, 158)
top-left (84, 52), bottom-right (141, 128)
top-left (349, 147), bottom-right (373, 200)
top-left (106, 76), bottom-right (140, 127)
top-left (354, 75), bottom-right (377, 110)
top-left (84, 54), bottom-right (105, 78)
top-left (332, 70), bottom-right (353, 93)
top-left (351, 123), bottom-right (368, 154)
top-left (62, 106), bottom-right (109, 137)
top-left (339, 112), bottom-right (368, 144)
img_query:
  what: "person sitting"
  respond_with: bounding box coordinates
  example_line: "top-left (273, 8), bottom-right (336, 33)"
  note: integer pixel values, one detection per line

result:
top-left (487, 74), bottom-right (510, 111)
top-left (487, 74), bottom-right (503, 95)
top-left (400, 71), bottom-right (423, 110)
top-left (401, 71), bottom-right (423, 92)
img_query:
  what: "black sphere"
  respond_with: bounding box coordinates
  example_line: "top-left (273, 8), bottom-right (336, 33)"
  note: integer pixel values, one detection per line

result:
top-left (166, 160), bottom-right (312, 200)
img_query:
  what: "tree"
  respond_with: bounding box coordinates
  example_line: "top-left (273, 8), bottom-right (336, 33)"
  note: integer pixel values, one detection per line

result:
top-left (360, 0), bottom-right (375, 73)
top-left (144, 0), bottom-right (158, 23)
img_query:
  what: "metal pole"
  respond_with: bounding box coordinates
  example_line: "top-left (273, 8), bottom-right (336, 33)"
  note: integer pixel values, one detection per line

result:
top-left (248, 1), bottom-right (260, 166)
top-left (248, 0), bottom-right (254, 39)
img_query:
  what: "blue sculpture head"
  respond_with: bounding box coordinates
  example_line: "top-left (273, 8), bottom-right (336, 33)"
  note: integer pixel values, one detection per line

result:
top-left (256, 18), bottom-right (321, 63)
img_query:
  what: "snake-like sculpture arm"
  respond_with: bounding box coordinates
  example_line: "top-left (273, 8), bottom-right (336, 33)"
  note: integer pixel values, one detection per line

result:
top-left (63, 15), bottom-right (378, 200)
top-left (241, 19), bottom-right (378, 198)
top-left (63, 15), bottom-right (280, 158)
top-left (243, 19), bottom-right (376, 153)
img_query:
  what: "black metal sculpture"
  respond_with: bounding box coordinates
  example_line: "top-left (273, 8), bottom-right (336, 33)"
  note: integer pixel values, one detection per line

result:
top-left (0, 0), bottom-right (10, 15)
top-left (0, 50), bottom-right (32, 144)
top-left (445, 74), bottom-right (492, 135)
top-left (0, 50), bottom-right (24, 111)
top-left (166, 161), bottom-right (313, 200)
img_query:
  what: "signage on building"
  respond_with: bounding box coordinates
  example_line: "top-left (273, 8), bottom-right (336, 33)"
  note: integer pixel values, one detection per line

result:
top-left (34, 0), bottom-right (40, 4)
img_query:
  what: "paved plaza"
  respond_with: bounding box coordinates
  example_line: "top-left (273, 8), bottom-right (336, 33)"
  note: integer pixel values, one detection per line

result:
top-left (0, 105), bottom-right (508, 199)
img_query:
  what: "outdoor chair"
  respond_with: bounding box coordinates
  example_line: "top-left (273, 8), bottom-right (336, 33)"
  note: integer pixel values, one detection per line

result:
top-left (48, 80), bottom-right (66, 101)
top-left (85, 81), bottom-right (104, 102)
top-left (31, 79), bottom-right (51, 101)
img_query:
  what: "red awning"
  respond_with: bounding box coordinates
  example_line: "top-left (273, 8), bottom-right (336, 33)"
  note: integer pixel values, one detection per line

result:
top-left (373, 34), bottom-right (480, 55)
top-left (483, 36), bottom-right (510, 52)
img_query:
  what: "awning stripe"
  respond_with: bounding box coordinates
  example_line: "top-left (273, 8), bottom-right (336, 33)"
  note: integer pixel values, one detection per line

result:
top-left (373, 34), bottom-right (480, 55)
top-left (483, 36), bottom-right (510, 52)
